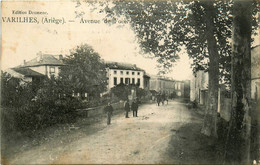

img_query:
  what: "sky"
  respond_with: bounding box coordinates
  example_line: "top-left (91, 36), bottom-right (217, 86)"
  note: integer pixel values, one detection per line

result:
top-left (1, 1), bottom-right (194, 81)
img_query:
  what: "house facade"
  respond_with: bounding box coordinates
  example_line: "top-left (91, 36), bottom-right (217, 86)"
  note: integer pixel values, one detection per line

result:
top-left (105, 62), bottom-right (149, 90)
top-left (6, 52), bottom-right (64, 85)
top-left (20, 52), bottom-right (64, 78)
top-left (8, 52), bottom-right (64, 81)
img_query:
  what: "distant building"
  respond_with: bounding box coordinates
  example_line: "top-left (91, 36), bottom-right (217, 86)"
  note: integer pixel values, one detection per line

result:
top-left (149, 75), bottom-right (186, 97)
top-left (190, 70), bottom-right (209, 105)
top-left (150, 76), bottom-right (174, 95)
top-left (173, 80), bottom-right (185, 97)
top-left (105, 62), bottom-right (149, 90)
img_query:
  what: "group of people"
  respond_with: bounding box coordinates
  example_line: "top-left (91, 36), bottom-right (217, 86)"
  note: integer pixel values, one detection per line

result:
top-left (103, 98), bottom-right (139, 125)
top-left (156, 93), bottom-right (168, 106)
top-left (124, 99), bottom-right (139, 118)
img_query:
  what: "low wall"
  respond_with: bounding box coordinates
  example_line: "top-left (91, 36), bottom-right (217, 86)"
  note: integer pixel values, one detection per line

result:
top-left (77, 101), bottom-right (125, 118)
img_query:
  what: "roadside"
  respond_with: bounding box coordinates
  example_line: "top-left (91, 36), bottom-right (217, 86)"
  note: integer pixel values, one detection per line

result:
top-left (1, 102), bottom-right (126, 163)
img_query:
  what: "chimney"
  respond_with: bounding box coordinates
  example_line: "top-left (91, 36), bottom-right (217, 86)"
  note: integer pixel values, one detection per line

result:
top-left (36, 51), bottom-right (42, 62)
top-left (59, 55), bottom-right (63, 60)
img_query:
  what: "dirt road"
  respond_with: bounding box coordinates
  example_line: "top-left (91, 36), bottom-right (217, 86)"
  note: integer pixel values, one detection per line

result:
top-left (8, 100), bottom-right (217, 164)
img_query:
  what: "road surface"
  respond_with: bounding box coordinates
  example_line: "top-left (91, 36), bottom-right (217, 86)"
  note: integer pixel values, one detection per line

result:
top-left (9, 100), bottom-right (208, 164)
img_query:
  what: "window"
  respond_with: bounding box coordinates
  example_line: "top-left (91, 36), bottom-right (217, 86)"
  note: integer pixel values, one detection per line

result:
top-left (175, 83), bottom-right (178, 90)
top-left (120, 78), bottom-right (124, 84)
top-left (132, 78), bottom-right (135, 84)
top-left (132, 72), bottom-right (135, 75)
top-left (178, 83), bottom-right (181, 90)
top-left (137, 72), bottom-right (140, 75)
top-left (114, 70), bottom-right (117, 74)
top-left (125, 78), bottom-right (130, 84)
top-left (126, 71), bottom-right (129, 75)
top-left (120, 71), bottom-right (123, 75)
top-left (50, 67), bottom-right (55, 74)
top-left (114, 77), bottom-right (117, 86)
top-left (137, 78), bottom-right (140, 84)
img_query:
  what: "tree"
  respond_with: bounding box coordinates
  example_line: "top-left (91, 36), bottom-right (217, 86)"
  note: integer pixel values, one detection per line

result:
top-left (225, 1), bottom-right (253, 164)
top-left (111, 83), bottom-right (129, 101)
top-left (59, 44), bottom-right (107, 99)
top-left (1, 71), bottom-right (35, 107)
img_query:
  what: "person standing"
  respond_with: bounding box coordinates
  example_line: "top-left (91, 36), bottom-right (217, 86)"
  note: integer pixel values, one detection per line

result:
top-left (124, 99), bottom-right (130, 118)
top-left (104, 102), bottom-right (114, 125)
top-left (131, 99), bottom-right (138, 117)
top-left (156, 94), bottom-right (161, 106)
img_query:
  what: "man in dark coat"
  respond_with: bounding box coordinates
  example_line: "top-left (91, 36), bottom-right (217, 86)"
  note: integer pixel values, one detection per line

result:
top-left (156, 94), bottom-right (161, 106)
top-left (104, 102), bottom-right (114, 125)
top-left (124, 99), bottom-right (130, 118)
top-left (131, 99), bottom-right (139, 117)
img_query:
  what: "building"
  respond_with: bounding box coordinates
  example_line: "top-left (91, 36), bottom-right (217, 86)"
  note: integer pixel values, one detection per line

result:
top-left (9, 52), bottom-right (64, 79)
top-left (173, 80), bottom-right (185, 97)
top-left (150, 76), bottom-right (174, 95)
top-left (18, 52), bottom-right (64, 78)
top-left (149, 75), bottom-right (186, 97)
top-left (190, 69), bottom-right (209, 105)
top-left (6, 52), bottom-right (64, 84)
top-left (5, 67), bottom-right (45, 85)
top-left (105, 62), bottom-right (150, 90)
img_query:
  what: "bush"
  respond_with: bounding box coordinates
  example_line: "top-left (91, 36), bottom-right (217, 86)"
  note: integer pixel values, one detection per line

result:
top-left (1, 73), bottom-right (80, 133)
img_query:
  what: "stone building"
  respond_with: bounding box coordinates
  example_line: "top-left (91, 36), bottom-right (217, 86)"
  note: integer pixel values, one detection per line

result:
top-left (105, 62), bottom-right (150, 90)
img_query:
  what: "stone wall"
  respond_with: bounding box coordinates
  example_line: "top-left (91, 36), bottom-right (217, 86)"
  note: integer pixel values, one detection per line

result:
top-left (77, 101), bottom-right (125, 118)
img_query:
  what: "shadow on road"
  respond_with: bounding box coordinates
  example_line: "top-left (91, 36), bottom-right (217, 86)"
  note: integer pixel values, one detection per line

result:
top-left (164, 121), bottom-right (224, 164)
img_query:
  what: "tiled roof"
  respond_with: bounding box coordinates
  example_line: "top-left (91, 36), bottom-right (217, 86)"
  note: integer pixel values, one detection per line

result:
top-left (105, 62), bottom-right (144, 71)
top-left (22, 54), bottom-right (64, 67)
top-left (12, 67), bottom-right (45, 77)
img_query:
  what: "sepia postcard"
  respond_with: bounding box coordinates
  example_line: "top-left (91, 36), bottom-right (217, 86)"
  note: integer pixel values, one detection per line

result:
top-left (1, 0), bottom-right (259, 164)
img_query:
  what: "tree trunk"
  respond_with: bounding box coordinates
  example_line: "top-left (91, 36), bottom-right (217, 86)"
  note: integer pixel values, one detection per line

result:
top-left (201, 1), bottom-right (219, 137)
top-left (225, 1), bottom-right (252, 164)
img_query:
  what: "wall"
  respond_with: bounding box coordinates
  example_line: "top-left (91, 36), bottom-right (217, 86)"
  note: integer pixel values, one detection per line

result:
top-left (77, 101), bottom-right (125, 118)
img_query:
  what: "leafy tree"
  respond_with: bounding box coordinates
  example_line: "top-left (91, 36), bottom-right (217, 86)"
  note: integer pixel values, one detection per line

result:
top-left (225, 1), bottom-right (254, 163)
top-left (111, 83), bottom-right (129, 101)
top-left (111, 83), bottom-right (146, 101)
top-left (59, 44), bottom-right (107, 99)
top-left (1, 71), bottom-right (35, 107)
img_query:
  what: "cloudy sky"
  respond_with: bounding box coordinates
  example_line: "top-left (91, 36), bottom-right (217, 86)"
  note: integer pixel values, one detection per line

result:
top-left (2, 1), bottom-right (196, 80)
